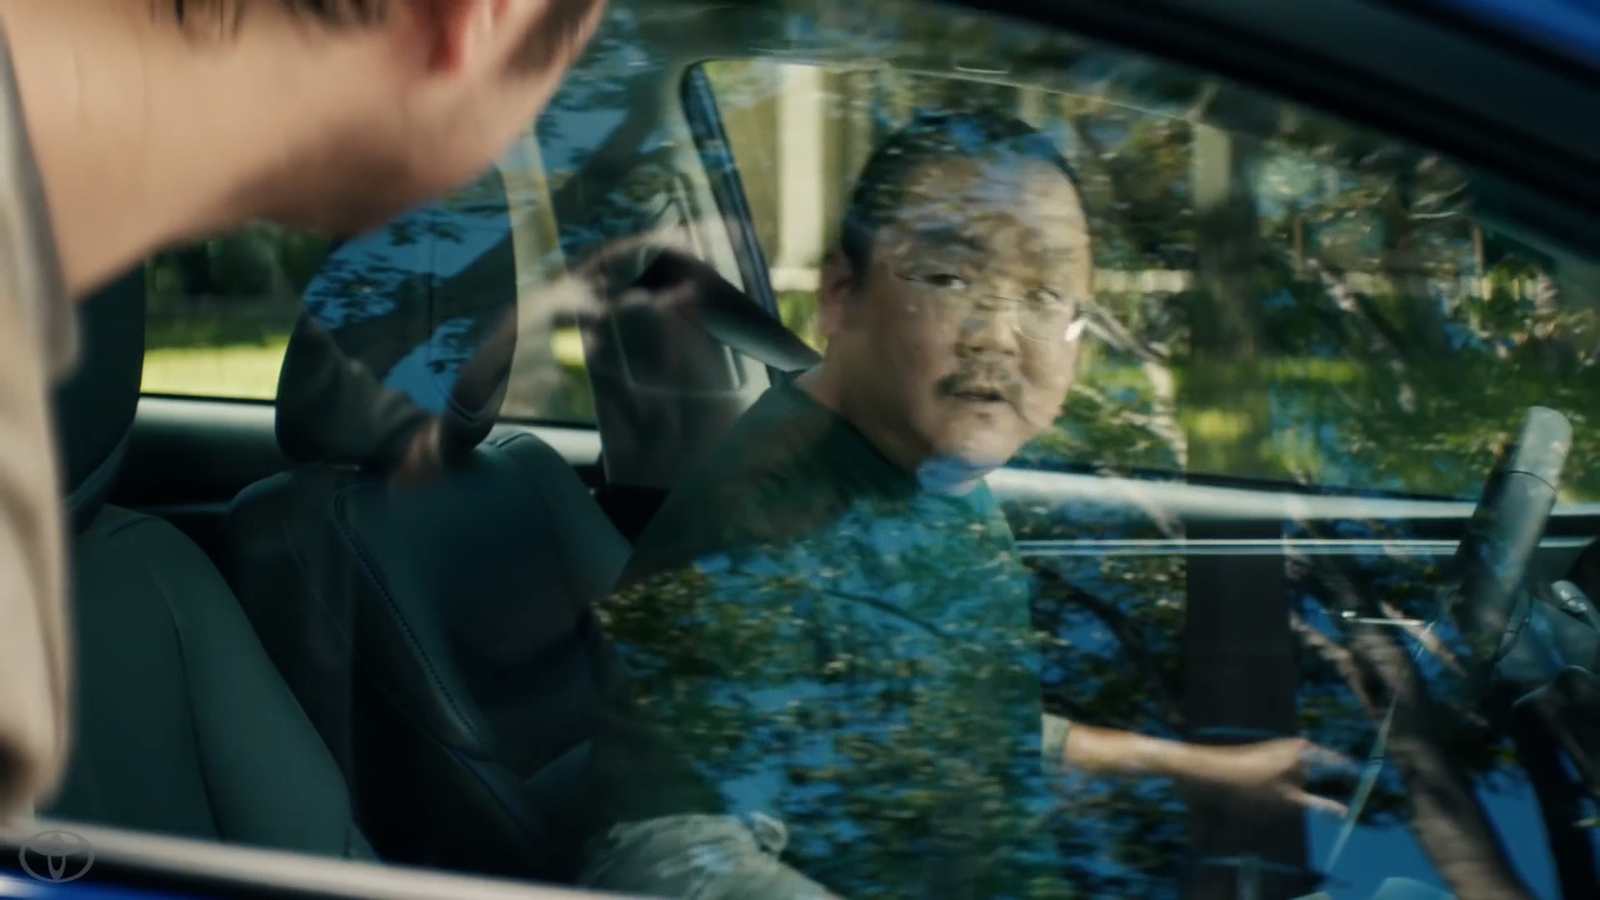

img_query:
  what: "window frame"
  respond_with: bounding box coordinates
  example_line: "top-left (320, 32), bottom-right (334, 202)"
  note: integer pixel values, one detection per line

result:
top-left (60, 0), bottom-right (1600, 897)
top-left (681, 65), bottom-right (785, 322)
top-left (986, 0), bottom-right (1600, 246)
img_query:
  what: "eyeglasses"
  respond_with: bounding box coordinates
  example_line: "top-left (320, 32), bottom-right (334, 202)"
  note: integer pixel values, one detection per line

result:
top-left (896, 270), bottom-right (1089, 343)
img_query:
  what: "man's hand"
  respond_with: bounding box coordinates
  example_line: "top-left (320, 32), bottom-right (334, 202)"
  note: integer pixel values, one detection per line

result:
top-left (1058, 720), bottom-right (1355, 817)
top-left (1178, 736), bottom-right (1354, 817)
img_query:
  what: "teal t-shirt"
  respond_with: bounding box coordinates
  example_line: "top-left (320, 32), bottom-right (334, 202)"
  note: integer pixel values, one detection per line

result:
top-left (599, 377), bottom-right (1069, 898)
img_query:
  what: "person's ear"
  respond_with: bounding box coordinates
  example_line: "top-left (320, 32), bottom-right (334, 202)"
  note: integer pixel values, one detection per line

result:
top-left (415, 0), bottom-right (547, 76)
top-left (817, 248), bottom-right (857, 342)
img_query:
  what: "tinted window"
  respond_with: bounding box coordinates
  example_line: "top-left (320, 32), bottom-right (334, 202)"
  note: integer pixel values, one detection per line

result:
top-left (143, 224), bottom-right (325, 400)
top-left (141, 144), bottom-right (597, 426)
top-left (100, 1), bottom-right (1600, 899)
top-left (703, 58), bottom-right (1600, 501)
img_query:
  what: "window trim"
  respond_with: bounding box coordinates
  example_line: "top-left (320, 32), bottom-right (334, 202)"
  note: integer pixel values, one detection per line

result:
top-left (680, 64), bottom-right (784, 321)
top-left (966, 0), bottom-right (1600, 255)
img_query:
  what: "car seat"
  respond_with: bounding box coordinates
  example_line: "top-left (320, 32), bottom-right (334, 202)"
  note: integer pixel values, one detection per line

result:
top-left (225, 173), bottom-right (628, 881)
top-left (44, 268), bottom-right (371, 859)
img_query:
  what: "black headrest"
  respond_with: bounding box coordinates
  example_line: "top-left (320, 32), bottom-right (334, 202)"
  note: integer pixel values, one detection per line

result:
top-left (275, 170), bottom-right (518, 469)
top-left (53, 268), bottom-right (146, 529)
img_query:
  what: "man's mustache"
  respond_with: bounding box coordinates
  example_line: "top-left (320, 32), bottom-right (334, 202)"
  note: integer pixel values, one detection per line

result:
top-left (937, 367), bottom-right (1023, 405)
top-left (937, 367), bottom-right (1065, 432)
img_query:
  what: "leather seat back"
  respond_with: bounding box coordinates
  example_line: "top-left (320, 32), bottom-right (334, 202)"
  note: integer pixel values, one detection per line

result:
top-left (226, 170), bottom-right (628, 881)
top-left (45, 270), bottom-right (370, 858)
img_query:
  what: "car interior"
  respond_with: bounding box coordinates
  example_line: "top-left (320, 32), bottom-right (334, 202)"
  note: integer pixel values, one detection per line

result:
top-left (14, 0), bottom-right (1600, 898)
top-left (46, 271), bottom-right (374, 862)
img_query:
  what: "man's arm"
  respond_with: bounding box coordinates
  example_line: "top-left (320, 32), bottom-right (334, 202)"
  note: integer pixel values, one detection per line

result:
top-left (1043, 713), bottom-right (1351, 816)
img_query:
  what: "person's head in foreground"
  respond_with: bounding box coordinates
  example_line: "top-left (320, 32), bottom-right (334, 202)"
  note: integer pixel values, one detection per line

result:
top-left (0, 0), bottom-right (606, 297)
top-left (0, 0), bottom-right (603, 821)
top-left (802, 109), bottom-right (1091, 489)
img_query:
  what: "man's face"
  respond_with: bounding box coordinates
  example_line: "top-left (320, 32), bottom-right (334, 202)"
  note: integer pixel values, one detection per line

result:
top-left (824, 155), bottom-right (1089, 471)
top-left (259, 0), bottom-right (605, 234)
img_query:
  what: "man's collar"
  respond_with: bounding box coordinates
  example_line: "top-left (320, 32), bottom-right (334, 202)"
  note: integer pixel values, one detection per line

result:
top-left (915, 456), bottom-right (997, 496)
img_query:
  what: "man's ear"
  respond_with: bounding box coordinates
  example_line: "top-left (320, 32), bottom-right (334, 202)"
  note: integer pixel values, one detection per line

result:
top-left (417, 0), bottom-right (544, 75)
top-left (817, 248), bottom-right (857, 341)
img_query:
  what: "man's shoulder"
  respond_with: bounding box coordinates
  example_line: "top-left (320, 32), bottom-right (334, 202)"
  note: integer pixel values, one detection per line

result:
top-left (617, 385), bottom-right (832, 582)
top-left (621, 380), bottom-right (890, 584)
top-left (679, 377), bottom-right (846, 505)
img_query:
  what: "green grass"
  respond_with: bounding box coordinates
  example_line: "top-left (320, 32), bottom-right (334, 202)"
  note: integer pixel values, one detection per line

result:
top-left (552, 327), bottom-right (584, 368)
top-left (140, 328), bottom-right (591, 406)
top-left (142, 337), bottom-right (289, 400)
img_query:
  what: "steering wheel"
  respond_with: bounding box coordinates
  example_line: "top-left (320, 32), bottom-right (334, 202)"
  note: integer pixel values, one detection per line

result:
top-left (1450, 406), bottom-right (1571, 676)
top-left (1322, 407), bottom-right (1572, 880)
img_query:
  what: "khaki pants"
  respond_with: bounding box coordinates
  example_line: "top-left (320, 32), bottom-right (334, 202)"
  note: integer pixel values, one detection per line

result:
top-left (580, 814), bottom-right (835, 900)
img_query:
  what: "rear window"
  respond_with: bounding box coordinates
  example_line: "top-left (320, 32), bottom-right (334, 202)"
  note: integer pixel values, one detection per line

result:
top-left (141, 142), bottom-right (597, 427)
top-left (143, 224), bottom-right (323, 402)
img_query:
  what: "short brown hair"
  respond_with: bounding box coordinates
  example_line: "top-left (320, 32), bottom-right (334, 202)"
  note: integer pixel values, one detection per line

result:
top-left (166, 0), bottom-right (601, 68)
top-left (165, 1), bottom-right (384, 29)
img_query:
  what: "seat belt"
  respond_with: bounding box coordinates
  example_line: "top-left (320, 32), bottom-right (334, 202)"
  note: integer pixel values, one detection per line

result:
top-left (633, 248), bottom-right (821, 374)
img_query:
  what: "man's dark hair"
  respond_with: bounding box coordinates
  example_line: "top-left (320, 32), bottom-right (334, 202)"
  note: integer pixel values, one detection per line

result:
top-left (279, 0), bottom-right (381, 20)
top-left (167, 0), bottom-right (384, 27)
top-left (167, 0), bottom-right (599, 69)
top-left (839, 109), bottom-right (1086, 282)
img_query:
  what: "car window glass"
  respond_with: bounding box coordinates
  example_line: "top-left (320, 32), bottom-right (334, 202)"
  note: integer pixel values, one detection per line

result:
top-left (615, 7), bottom-right (1600, 898)
top-left (500, 134), bottom-right (600, 423)
top-left (702, 58), bottom-right (1600, 502)
top-left (141, 139), bottom-right (597, 426)
top-left (88, 2), bottom-right (1600, 900)
top-left (143, 224), bottom-right (327, 401)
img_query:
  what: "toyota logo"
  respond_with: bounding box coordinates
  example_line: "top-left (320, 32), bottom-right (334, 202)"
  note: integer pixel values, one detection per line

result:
top-left (17, 829), bottom-right (94, 883)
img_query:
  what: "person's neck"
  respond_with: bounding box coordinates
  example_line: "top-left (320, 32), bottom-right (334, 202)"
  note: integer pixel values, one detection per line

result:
top-left (796, 362), bottom-right (921, 471)
top-left (796, 361), bottom-right (988, 496)
top-left (0, 0), bottom-right (349, 297)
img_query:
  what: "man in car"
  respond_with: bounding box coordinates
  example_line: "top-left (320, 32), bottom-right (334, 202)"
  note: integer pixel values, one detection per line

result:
top-left (0, 0), bottom-right (604, 824)
top-left (583, 110), bottom-right (1346, 898)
